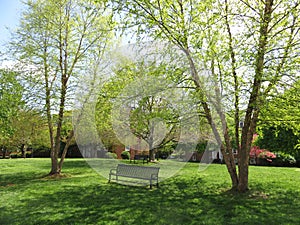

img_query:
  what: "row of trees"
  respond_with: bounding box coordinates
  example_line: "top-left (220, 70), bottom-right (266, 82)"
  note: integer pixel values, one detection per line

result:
top-left (257, 79), bottom-right (300, 160)
top-left (0, 69), bottom-right (49, 158)
top-left (1, 0), bottom-right (300, 193)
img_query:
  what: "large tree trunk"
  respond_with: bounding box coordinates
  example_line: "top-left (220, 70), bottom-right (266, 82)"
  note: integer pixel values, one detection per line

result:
top-left (149, 149), bottom-right (155, 161)
top-left (237, 146), bottom-right (250, 192)
top-left (148, 139), bottom-right (155, 161)
top-left (148, 118), bottom-right (156, 161)
top-left (50, 155), bottom-right (59, 175)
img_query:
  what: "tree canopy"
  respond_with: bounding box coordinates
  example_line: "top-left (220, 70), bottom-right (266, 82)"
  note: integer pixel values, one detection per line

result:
top-left (0, 69), bottom-right (24, 154)
top-left (257, 79), bottom-right (300, 158)
top-left (8, 0), bottom-right (114, 174)
top-left (114, 0), bottom-right (300, 192)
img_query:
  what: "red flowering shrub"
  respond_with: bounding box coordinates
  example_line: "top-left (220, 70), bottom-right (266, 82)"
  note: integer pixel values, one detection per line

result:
top-left (249, 146), bottom-right (276, 162)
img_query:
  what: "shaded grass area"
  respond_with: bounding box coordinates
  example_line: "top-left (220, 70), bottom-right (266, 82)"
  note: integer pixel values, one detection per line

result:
top-left (0, 158), bottom-right (300, 225)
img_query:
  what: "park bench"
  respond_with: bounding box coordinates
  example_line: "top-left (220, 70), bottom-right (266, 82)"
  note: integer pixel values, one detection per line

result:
top-left (131, 155), bottom-right (149, 164)
top-left (108, 164), bottom-right (160, 189)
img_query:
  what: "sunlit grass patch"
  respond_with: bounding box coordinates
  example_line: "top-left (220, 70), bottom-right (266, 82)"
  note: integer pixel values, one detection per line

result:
top-left (0, 158), bottom-right (299, 225)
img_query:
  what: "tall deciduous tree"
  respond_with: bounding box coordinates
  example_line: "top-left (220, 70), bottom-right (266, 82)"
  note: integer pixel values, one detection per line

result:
top-left (130, 95), bottom-right (180, 161)
top-left (0, 69), bottom-right (24, 158)
top-left (116, 0), bottom-right (300, 192)
top-left (10, 109), bottom-right (50, 158)
top-left (10, 0), bottom-right (114, 174)
top-left (96, 60), bottom-right (183, 160)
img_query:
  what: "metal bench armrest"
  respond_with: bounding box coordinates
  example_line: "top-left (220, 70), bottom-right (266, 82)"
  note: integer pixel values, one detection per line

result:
top-left (109, 168), bottom-right (117, 174)
top-left (108, 169), bottom-right (117, 183)
top-left (151, 173), bottom-right (158, 179)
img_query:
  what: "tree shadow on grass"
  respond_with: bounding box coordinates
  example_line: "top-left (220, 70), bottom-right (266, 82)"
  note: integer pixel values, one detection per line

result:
top-left (1, 173), bottom-right (300, 225)
top-left (0, 171), bottom-right (47, 188)
top-left (62, 159), bottom-right (92, 168)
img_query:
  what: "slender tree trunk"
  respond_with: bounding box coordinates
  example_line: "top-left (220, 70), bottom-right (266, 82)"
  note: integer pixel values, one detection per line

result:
top-left (148, 134), bottom-right (155, 161)
top-left (43, 42), bottom-right (57, 175)
top-left (2, 147), bottom-right (7, 159)
top-left (224, 0), bottom-right (240, 154)
top-left (50, 79), bottom-right (67, 175)
top-left (237, 0), bottom-right (273, 192)
top-left (58, 130), bottom-right (74, 172)
top-left (21, 144), bottom-right (26, 158)
top-left (184, 47), bottom-right (240, 190)
top-left (49, 2), bottom-right (70, 175)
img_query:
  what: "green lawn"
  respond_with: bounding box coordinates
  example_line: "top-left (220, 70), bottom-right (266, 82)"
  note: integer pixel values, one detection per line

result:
top-left (0, 158), bottom-right (300, 225)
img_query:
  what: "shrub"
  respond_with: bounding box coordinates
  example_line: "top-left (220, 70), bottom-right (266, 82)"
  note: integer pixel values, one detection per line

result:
top-left (10, 153), bottom-right (18, 158)
top-left (25, 151), bottom-right (32, 158)
top-left (156, 147), bottom-right (173, 159)
top-left (121, 151), bottom-right (130, 159)
top-left (250, 146), bottom-right (276, 162)
top-left (106, 152), bottom-right (117, 159)
top-left (33, 148), bottom-right (51, 157)
top-left (272, 152), bottom-right (296, 167)
top-left (10, 152), bottom-right (22, 158)
top-left (258, 151), bottom-right (276, 161)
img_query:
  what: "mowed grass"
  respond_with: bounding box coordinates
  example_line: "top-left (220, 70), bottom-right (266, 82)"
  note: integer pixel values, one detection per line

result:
top-left (0, 158), bottom-right (300, 225)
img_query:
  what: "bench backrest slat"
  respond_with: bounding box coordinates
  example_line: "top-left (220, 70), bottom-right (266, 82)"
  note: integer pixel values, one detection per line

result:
top-left (117, 164), bottom-right (159, 179)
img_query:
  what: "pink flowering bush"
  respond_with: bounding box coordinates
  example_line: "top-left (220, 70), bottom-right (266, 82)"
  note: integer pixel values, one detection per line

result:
top-left (250, 146), bottom-right (276, 162)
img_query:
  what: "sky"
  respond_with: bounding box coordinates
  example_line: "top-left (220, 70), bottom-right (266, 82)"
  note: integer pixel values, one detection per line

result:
top-left (0, 0), bottom-right (130, 53)
top-left (0, 0), bottom-right (23, 52)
